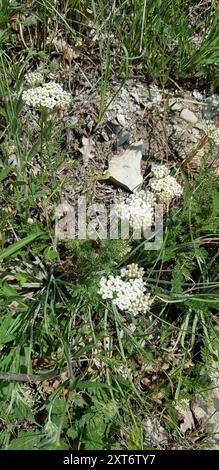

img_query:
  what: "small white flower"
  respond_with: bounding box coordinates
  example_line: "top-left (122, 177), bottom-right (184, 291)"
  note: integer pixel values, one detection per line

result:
top-left (151, 164), bottom-right (170, 179)
top-left (25, 71), bottom-right (44, 88)
top-left (205, 124), bottom-right (219, 146)
top-left (149, 164), bottom-right (183, 203)
top-left (22, 81), bottom-right (71, 111)
top-left (115, 190), bottom-right (155, 231)
top-left (120, 263), bottom-right (144, 279)
top-left (99, 265), bottom-right (152, 316)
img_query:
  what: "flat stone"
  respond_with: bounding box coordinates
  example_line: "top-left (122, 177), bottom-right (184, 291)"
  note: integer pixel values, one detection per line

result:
top-left (180, 108), bottom-right (198, 124)
top-left (116, 113), bottom-right (126, 127)
top-left (106, 120), bottom-right (120, 135)
top-left (169, 99), bottom-right (183, 112)
top-left (108, 140), bottom-right (144, 191)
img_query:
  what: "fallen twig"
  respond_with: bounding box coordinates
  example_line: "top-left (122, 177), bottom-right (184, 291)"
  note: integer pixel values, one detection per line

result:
top-left (0, 369), bottom-right (63, 383)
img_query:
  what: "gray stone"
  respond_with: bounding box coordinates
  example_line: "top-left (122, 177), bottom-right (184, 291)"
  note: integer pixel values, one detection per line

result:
top-left (116, 113), bottom-right (126, 127)
top-left (115, 129), bottom-right (130, 149)
top-left (108, 140), bottom-right (144, 191)
top-left (169, 99), bottom-right (183, 112)
top-left (143, 417), bottom-right (168, 447)
top-left (180, 108), bottom-right (198, 124)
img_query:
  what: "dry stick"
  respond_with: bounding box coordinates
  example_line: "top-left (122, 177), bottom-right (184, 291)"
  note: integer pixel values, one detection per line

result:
top-left (182, 134), bottom-right (208, 172)
top-left (0, 369), bottom-right (66, 383)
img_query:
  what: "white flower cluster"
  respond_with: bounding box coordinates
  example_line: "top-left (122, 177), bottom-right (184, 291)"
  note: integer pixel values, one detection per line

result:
top-left (205, 124), bottom-right (219, 146)
top-left (115, 190), bottom-right (155, 231)
top-left (25, 71), bottom-right (44, 88)
top-left (120, 263), bottom-right (144, 279)
top-left (22, 81), bottom-right (71, 111)
top-left (118, 241), bottom-right (131, 258)
top-left (99, 264), bottom-right (152, 316)
top-left (149, 164), bottom-right (183, 203)
top-left (150, 164), bottom-right (169, 179)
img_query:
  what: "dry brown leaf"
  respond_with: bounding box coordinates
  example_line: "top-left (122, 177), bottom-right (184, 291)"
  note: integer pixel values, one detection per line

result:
top-left (9, 301), bottom-right (19, 310)
top-left (3, 275), bottom-right (16, 281)
top-left (182, 134), bottom-right (208, 174)
top-left (49, 37), bottom-right (81, 62)
top-left (151, 391), bottom-right (164, 404)
top-left (141, 377), bottom-right (151, 387)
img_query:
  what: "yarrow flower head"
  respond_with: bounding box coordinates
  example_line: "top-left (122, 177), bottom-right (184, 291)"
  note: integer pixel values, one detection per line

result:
top-left (120, 263), bottom-right (145, 279)
top-left (118, 241), bottom-right (132, 258)
top-left (205, 124), bottom-right (219, 146)
top-left (99, 264), bottom-right (153, 316)
top-left (115, 190), bottom-right (155, 231)
top-left (22, 81), bottom-right (71, 111)
top-left (25, 71), bottom-right (44, 88)
top-left (150, 164), bottom-right (170, 179)
top-left (149, 164), bottom-right (183, 203)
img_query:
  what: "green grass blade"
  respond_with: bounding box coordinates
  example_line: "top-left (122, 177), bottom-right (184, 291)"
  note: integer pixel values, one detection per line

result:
top-left (0, 232), bottom-right (46, 260)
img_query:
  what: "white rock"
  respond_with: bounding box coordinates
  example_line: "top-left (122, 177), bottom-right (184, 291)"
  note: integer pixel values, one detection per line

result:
top-left (108, 140), bottom-right (144, 191)
top-left (175, 399), bottom-right (195, 434)
top-left (143, 417), bottom-right (168, 447)
top-left (169, 99), bottom-right (183, 112)
top-left (117, 113), bottom-right (126, 127)
top-left (193, 90), bottom-right (203, 101)
top-left (180, 108), bottom-right (198, 124)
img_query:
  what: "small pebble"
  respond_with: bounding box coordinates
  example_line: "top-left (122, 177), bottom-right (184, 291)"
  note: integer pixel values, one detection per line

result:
top-left (117, 113), bottom-right (126, 127)
top-left (169, 99), bottom-right (183, 112)
top-left (193, 90), bottom-right (203, 101)
top-left (180, 108), bottom-right (198, 124)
